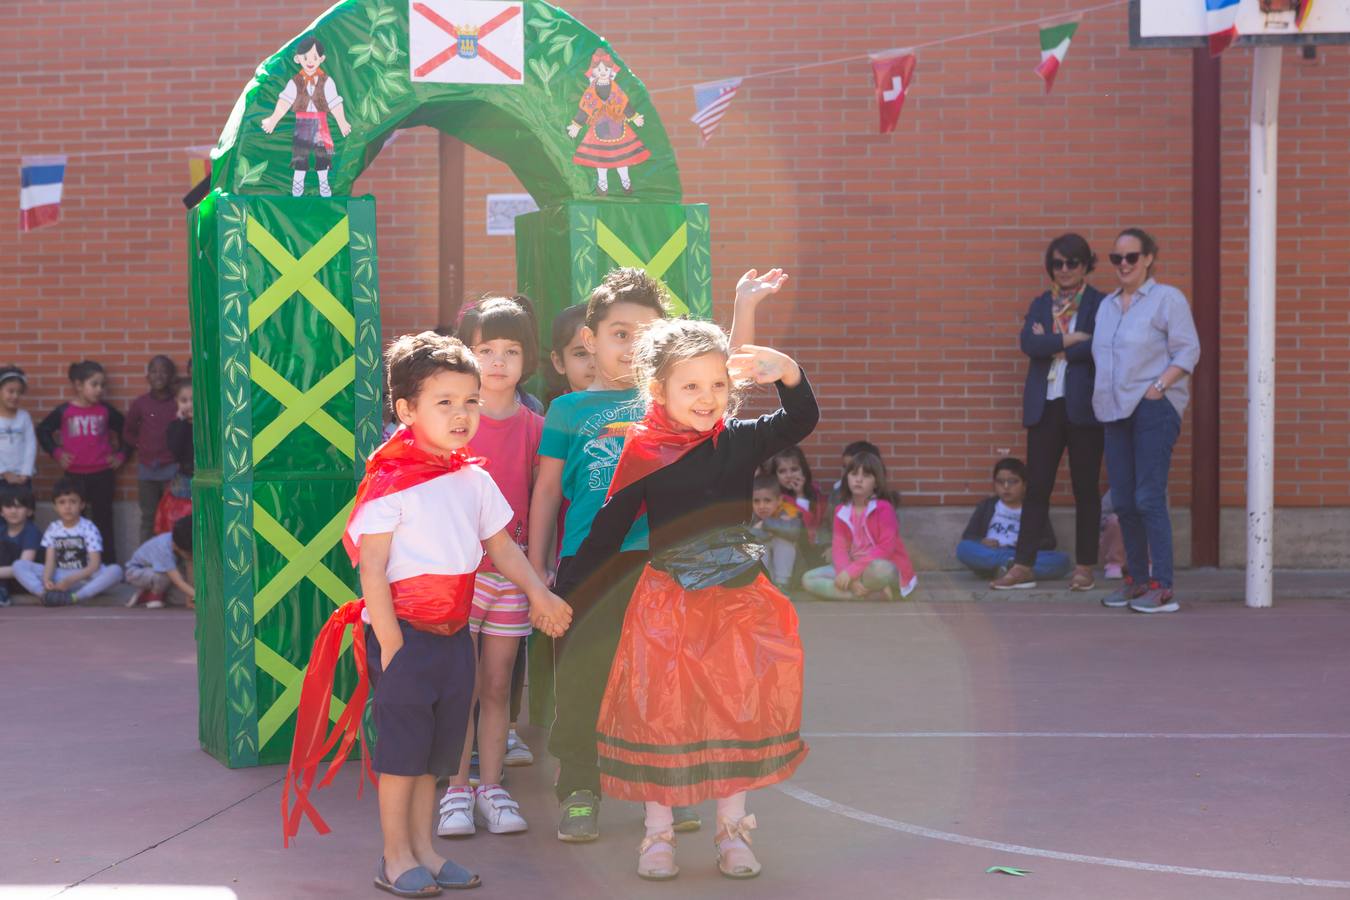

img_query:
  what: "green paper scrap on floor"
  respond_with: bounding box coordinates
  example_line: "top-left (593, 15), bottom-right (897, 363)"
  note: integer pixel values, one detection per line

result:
top-left (986, 865), bottom-right (1032, 876)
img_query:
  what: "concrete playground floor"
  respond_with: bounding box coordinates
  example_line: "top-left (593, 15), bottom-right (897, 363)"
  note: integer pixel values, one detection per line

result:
top-left (3, 572), bottom-right (1350, 899)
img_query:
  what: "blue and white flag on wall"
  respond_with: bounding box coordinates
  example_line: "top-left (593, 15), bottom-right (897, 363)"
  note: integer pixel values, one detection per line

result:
top-left (20, 155), bottom-right (66, 232)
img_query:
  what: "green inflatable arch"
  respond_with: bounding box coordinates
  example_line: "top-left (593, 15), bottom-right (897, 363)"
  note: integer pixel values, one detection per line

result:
top-left (189, 0), bottom-right (711, 767)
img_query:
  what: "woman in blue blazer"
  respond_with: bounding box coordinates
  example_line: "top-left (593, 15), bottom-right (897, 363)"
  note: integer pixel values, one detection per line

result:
top-left (991, 234), bottom-right (1106, 591)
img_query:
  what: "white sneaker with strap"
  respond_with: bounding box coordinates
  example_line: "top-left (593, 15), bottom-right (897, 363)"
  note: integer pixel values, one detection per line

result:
top-left (474, 784), bottom-right (528, 834)
top-left (438, 786), bottom-right (475, 837)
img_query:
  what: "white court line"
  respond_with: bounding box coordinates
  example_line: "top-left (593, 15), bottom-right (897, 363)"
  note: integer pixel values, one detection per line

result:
top-left (776, 784), bottom-right (1350, 889)
top-left (803, 731), bottom-right (1350, 740)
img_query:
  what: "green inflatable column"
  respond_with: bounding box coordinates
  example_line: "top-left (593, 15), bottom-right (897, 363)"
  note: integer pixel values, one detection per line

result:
top-left (189, 191), bottom-right (384, 767)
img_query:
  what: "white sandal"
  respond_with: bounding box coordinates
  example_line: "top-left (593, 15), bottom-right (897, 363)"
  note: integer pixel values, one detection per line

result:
top-left (637, 831), bottom-right (679, 881)
top-left (715, 815), bottom-right (761, 879)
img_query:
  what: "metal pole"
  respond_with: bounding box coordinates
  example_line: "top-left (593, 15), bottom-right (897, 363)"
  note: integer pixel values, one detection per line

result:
top-left (1245, 47), bottom-right (1282, 609)
top-left (1190, 49), bottom-right (1222, 568)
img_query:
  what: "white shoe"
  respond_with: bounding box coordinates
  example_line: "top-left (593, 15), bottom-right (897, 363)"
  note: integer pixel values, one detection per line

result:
top-left (438, 787), bottom-right (476, 837)
top-left (504, 730), bottom-right (534, 767)
top-left (125, 591), bottom-right (143, 608)
top-left (474, 784), bottom-right (528, 834)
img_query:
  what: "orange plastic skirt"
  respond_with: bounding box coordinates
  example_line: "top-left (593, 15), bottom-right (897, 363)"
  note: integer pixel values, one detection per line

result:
top-left (597, 566), bottom-right (808, 806)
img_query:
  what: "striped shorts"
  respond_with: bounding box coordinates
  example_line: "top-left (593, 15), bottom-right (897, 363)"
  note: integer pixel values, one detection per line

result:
top-left (469, 571), bottom-right (532, 638)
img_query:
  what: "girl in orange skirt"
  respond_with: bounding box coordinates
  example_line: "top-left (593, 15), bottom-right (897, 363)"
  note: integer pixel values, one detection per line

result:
top-left (553, 318), bottom-right (819, 881)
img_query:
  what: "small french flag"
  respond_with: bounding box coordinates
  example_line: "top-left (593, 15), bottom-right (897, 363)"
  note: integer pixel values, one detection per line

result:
top-left (1205, 0), bottom-right (1241, 56)
top-left (20, 155), bottom-right (67, 232)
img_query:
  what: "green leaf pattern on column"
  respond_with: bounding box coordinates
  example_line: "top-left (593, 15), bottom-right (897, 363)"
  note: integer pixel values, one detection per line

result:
top-left (685, 205), bottom-right (712, 319)
top-left (348, 216), bottom-right (383, 466)
top-left (569, 206), bottom-right (598, 303)
top-left (350, 1), bottom-right (410, 124)
top-left (217, 197), bottom-right (258, 765)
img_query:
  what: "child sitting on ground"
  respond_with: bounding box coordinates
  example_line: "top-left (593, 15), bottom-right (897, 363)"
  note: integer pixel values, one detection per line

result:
top-left (0, 367), bottom-right (37, 489)
top-left (765, 445), bottom-right (828, 563)
top-left (13, 478), bottom-right (124, 606)
top-left (281, 331), bottom-right (571, 895)
top-left (750, 473), bottom-right (805, 590)
top-left (955, 457), bottom-right (1072, 582)
top-left (0, 486), bottom-right (41, 606)
top-left (802, 451), bottom-right (918, 600)
top-left (125, 515), bottom-right (194, 609)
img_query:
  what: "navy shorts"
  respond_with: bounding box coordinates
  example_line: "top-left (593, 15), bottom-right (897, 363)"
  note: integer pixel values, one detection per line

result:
top-left (366, 621), bottom-right (475, 777)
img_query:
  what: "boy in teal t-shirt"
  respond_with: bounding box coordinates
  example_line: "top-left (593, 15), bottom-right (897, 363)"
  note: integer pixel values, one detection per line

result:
top-left (539, 389), bottom-right (649, 558)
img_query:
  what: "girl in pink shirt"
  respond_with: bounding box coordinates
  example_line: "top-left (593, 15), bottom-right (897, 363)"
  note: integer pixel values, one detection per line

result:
top-left (803, 451), bottom-right (918, 601)
top-left (438, 296), bottom-right (544, 838)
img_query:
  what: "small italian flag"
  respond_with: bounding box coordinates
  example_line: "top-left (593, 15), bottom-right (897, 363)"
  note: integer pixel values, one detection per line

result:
top-left (1036, 22), bottom-right (1079, 94)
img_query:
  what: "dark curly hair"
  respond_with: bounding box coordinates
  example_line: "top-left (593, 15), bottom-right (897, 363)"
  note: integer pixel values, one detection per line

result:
top-left (385, 331), bottom-right (480, 410)
top-left (584, 267), bottom-right (670, 332)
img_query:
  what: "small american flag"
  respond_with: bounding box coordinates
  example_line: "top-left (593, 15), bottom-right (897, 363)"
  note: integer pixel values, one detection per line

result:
top-left (690, 78), bottom-right (743, 144)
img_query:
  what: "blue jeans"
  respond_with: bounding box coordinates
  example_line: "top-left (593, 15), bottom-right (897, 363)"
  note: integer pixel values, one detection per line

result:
top-left (955, 540), bottom-right (1072, 581)
top-left (1103, 398), bottom-right (1181, 589)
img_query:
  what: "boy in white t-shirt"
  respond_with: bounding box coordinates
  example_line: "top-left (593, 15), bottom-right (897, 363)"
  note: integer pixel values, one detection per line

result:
top-left (281, 332), bottom-right (571, 895)
top-left (955, 458), bottom-right (1071, 583)
top-left (13, 478), bottom-right (124, 606)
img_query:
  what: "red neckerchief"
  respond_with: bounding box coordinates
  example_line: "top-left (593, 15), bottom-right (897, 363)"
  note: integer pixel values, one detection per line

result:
top-left (342, 428), bottom-right (484, 564)
top-left (605, 402), bottom-right (726, 503)
top-left (299, 68), bottom-right (324, 86)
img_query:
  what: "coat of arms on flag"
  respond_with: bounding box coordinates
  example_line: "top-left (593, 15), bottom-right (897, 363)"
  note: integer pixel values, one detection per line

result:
top-left (690, 78), bottom-right (742, 145)
top-left (20, 155), bottom-right (66, 232)
top-left (410, 0), bottom-right (524, 85)
top-left (871, 53), bottom-right (916, 135)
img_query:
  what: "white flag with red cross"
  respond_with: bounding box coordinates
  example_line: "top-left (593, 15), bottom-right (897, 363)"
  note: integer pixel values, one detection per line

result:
top-left (410, 0), bottom-right (524, 85)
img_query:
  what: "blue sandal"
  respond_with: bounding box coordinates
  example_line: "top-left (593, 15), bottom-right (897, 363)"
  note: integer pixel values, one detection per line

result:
top-left (374, 858), bottom-right (441, 897)
top-left (434, 860), bottom-right (481, 890)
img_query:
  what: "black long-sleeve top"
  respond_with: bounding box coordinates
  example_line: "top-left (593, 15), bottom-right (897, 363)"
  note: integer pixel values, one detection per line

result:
top-left (166, 418), bottom-right (193, 476)
top-left (556, 374), bottom-right (819, 599)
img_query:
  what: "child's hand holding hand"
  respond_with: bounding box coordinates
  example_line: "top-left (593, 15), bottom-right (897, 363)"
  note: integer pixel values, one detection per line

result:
top-left (529, 589), bottom-right (573, 638)
top-left (728, 345), bottom-right (801, 388)
top-left (833, 570), bottom-right (853, 592)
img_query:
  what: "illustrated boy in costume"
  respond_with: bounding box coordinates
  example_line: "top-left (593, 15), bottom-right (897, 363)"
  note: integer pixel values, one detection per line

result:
top-left (261, 36), bottom-right (352, 198)
top-left (566, 49), bottom-right (650, 195)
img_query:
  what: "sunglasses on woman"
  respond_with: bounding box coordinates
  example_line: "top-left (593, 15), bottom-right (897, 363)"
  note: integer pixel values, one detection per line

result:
top-left (1109, 252), bottom-right (1143, 266)
top-left (1049, 258), bottom-right (1083, 271)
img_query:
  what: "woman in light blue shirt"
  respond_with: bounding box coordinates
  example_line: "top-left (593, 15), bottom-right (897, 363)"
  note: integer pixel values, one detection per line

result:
top-left (1091, 229), bottom-right (1200, 614)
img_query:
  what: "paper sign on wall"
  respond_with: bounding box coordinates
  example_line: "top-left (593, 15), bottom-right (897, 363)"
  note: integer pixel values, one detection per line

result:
top-left (486, 193), bottom-right (538, 235)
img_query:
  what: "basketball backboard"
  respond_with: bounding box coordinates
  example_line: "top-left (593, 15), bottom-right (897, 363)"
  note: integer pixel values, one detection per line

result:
top-left (1130, 0), bottom-right (1350, 48)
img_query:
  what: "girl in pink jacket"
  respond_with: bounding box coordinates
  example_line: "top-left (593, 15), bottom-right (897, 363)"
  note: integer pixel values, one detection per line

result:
top-left (802, 452), bottom-right (917, 600)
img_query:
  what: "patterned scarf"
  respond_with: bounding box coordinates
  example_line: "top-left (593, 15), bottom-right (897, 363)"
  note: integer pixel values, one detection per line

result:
top-left (1050, 284), bottom-right (1085, 336)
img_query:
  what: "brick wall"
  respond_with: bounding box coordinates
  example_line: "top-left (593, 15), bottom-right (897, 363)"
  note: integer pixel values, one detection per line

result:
top-left (2, 1), bottom-right (1347, 545)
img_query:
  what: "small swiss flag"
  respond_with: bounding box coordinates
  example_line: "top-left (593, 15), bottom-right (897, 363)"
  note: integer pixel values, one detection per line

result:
top-left (871, 52), bottom-right (916, 135)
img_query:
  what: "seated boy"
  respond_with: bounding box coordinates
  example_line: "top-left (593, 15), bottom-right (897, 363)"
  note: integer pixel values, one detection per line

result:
top-left (750, 473), bottom-right (805, 589)
top-left (13, 477), bottom-right (123, 606)
top-left (281, 331), bottom-right (571, 893)
top-left (955, 458), bottom-right (1071, 583)
top-left (125, 515), bottom-right (194, 609)
top-left (0, 486), bottom-right (41, 606)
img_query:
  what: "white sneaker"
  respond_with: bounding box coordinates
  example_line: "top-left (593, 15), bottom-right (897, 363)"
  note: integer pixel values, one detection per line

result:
top-left (438, 787), bottom-right (476, 837)
top-left (474, 784), bottom-right (528, 834)
top-left (504, 730), bottom-right (534, 767)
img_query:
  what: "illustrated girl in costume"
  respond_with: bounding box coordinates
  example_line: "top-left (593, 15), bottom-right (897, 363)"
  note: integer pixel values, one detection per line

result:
top-left (566, 49), bottom-right (650, 195)
top-left (553, 318), bottom-right (818, 881)
top-left (260, 35), bottom-right (353, 198)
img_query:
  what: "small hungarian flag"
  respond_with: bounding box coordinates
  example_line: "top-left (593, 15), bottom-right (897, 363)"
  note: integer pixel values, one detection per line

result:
top-left (871, 52), bottom-right (916, 135)
top-left (19, 155), bottom-right (66, 232)
top-left (1036, 22), bottom-right (1079, 93)
top-left (690, 78), bottom-right (742, 144)
top-left (1205, 0), bottom-right (1240, 56)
